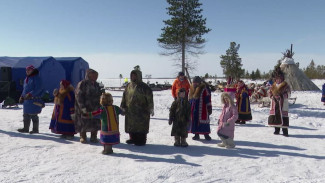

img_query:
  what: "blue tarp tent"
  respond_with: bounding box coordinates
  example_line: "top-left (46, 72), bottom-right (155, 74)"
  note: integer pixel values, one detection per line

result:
top-left (55, 57), bottom-right (89, 87)
top-left (0, 57), bottom-right (66, 98)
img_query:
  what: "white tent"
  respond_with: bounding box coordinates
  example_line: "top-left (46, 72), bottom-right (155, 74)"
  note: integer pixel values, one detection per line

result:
top-left (280, 57), bottom-right (320, 91)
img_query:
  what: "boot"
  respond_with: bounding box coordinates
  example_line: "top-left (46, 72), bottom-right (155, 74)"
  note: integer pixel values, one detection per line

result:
top-left (102, 145), bottom-right (113, 155)
top-left (204, 134), bottom-right (212, 141)
top-left (274, 127), bottom-right (280, 135)
top-left (174, 136), bottom-right (181, 147)
top-left (134, 133), bottom-right (147, 146)
top-left (65, 135), bottom-right (74, 140)
top-left (90, 131), bottom-right (99, 143)
top-left (80, 132), bottom-right (87, 143)
top-left (18, 114), bottom-right (31, 133)
top-left (225, 138), bottom-right (236, 149)
top-left (217, 137), bottom-right (226, 147)
top-left (282, 128), bottom-right (289, 137)
top-left (180, 137), bottom-right (188, 147)
top-left (192, 134), bottom-right (200, 140)
top-left (126, 134), bottom-right (135, 144)
top-left (29, 115), bottom-right (39, 134)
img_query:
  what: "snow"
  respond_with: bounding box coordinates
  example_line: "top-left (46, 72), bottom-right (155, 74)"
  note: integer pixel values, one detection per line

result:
top-left (1, 79), bottom-right (325, 183)
top-left (281, 57), bottom-right (295, 65)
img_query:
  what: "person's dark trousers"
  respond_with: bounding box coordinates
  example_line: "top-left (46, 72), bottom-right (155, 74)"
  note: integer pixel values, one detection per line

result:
top-left (22, 114), bottom-right (39, 133)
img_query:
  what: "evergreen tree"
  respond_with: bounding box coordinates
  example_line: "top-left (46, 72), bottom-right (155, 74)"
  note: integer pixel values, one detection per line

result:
top-left (250, 71), bottom-right (256, 80)
top-left (220, 42), bottom-right (245, 79)
top-left (158, 0), bottom-right (211, 73)
top-left (255, 68), bottom-right (261, 79)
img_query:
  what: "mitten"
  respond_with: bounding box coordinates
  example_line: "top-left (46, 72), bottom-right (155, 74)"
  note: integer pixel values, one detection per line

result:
top-left (19, 97), bottom-right (24, 104)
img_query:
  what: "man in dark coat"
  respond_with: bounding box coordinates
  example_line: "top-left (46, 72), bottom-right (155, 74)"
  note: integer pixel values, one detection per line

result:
top-left (74, 69), bottom-right (102, 143)
top-left (120, 69), bottom-right (154, 146)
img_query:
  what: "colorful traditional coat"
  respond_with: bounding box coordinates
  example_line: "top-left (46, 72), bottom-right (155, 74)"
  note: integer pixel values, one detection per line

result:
top-left (89, 105), bottom-right (123, 145)
top-left (236, 86), bottom-right (252, 121)
top-left (188, 83), bottom-right (212, 134)
top-left (169, 98), bottom-right (191, 137)
top-left (120, 70), bottom-right (154, 134)
top-left (74, 69), bottom-right (102, 133)
top-left (171, 76), bottom-right (191, 98)
top-left (21, 69), bottom-right (44, 114)
top-left (321, 83), bottom-right (325, 102)
top-left (268, 81), bottom-right (291, 128)
top-left (49, 86), bottom-right (76, 135)
top-left (217, 103), bottom-right (238, 139)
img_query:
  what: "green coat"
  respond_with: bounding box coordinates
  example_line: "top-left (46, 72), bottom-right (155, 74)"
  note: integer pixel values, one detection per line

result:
top-left (169, 98), bottom-right (191, 137)
top-left (121, 70), bottom-right (154, 134)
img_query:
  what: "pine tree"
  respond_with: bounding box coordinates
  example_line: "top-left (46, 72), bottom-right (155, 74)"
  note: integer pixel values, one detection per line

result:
top-left (255, 69), bottom-right (261, 79)
top-left (158, 0), bottom-right (211, 73)
top-left (220, 42), bottom-right (245, 79)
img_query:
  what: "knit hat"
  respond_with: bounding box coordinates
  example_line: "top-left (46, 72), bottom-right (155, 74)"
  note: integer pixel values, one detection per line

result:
top-left (61, 80), bottom-right (71, 89)
top-left (26, 65), bottom-right (35, 71)
top-left (178, 72), bottom-right (185, 76)
top-left (193, 76), bottom-right (202, 83)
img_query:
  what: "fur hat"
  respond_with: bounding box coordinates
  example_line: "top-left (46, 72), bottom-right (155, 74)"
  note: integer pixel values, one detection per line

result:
top-left (193, 76), bottom-right (202, 83)
top-left (100, 92), bottom-right (113, 106)
top-left (273, 66), bottom-right (285, 80)
top-left (26, 65), bottom-right (35, 71)
top-left (178, 72), bottom-right (185, 76)
top-left (60, 80), bottom-right (71, 89)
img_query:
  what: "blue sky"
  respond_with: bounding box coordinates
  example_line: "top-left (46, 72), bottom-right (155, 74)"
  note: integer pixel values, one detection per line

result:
top-left (0, 0), bottom-right (324, 78)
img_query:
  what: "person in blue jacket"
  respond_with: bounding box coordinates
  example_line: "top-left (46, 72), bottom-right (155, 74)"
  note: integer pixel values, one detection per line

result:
top-left (18, 65), bottom-right (44, 134)
top-left (321, 83), bottom-right (325, 105)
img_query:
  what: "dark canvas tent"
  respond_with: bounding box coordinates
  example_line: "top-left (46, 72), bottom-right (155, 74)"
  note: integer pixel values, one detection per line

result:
top-left (55, 57), bottom-right (89, 88)
top-left (0, 57), bottom-right (66, 99)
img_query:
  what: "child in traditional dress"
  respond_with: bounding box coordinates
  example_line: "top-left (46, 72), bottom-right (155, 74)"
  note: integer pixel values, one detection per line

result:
top-left (217, 92), bottom-right (238, 148)
top-left (268, 67), bottom-right (291, 137)
top-left (235, 80), bottom-right (252, 124)
top-left (169, 88), bottom-right (191, 147)
top-left (322, 83), bottom-right (325, 105)
top-left (85, 92), bottom-right (124, 154)
top-left (49, 80), bottom-right (76, 139)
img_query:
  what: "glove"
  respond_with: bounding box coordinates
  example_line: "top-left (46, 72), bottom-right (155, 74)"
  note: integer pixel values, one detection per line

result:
top-left (53, 89), bottom-right (59, 96)
top-left (81, 108), bottom-right (87, 114)
top-left (70, 113), bottom-right (76, 121)
top-left (208, 108), bottom-right (212, 115)
top-left (150, 109), bottom-right (154, 116)
top-left (24, 93), bottom-right (32, 100)
top-left (168, 119), bottom-right (173, 125)
top-left (19, 97), bottom-right (24, 104)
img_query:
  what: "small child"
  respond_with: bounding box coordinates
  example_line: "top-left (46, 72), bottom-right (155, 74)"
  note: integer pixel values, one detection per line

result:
top-left (85, 92), bottom-right (124, 154)
top-left (169, 88), bottom-right (191, 147)
top-left (217, 92), bottom-right (238, 148)
top-left (321, 83), bottom-right (325, 105)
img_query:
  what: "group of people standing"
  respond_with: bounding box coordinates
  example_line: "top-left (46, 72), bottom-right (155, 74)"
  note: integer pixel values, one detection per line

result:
top-left (17, 66), bottom-right (154, 154)
top-left (17, 65), bottom-right (322, 154)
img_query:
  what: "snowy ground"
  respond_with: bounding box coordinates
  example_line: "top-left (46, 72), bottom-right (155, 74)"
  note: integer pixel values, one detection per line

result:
top-left (0, 79), bottom-right (324, 183)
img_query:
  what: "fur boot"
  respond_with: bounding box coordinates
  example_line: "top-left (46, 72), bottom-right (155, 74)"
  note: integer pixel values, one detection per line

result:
top-left (174, 136), bottom-right (181, 147)
top-left (180, 137), bottom-right (188, 147)
top-left (225, 138), bottom-right (236, 149)
top-left (102, 145), bottom-right (113, 154)
top-left (217, 136), bottom-right (226, 147)
top-left (80, 132), bottom-right (87, 143)
top-left (90, 131), bottom-right (99, 143)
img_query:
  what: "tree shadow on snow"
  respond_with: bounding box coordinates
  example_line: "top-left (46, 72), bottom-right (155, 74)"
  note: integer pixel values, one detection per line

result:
top-left (288, 134), bottom-right (325, 139)
top-left (289, 125), bottom-right (317, 131)
top-left (0, 129), bottom-right (73, 144)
